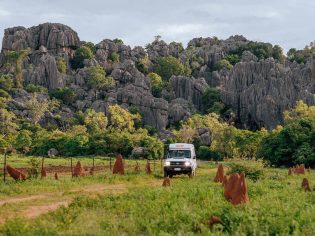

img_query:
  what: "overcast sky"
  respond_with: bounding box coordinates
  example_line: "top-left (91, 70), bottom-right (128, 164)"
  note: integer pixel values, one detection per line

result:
top-left (0, 0), bottom-right (314, 51)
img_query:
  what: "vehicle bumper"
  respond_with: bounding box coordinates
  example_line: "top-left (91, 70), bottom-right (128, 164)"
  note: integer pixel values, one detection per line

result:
top-left (164, 166), bottom-right (192, 174)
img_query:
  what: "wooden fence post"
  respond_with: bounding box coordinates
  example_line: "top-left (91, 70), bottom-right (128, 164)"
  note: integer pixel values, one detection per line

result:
top-left (3, 148), bottom-right (7, 183)
top-left (70, 157), bottom-right (73, 177)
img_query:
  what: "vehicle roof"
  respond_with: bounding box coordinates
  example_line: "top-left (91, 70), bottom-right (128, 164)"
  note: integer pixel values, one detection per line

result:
top-left (169, 143), bottom-right (195, 149)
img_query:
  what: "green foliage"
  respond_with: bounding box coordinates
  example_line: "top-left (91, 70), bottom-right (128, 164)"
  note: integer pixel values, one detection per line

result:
top-left (224, 54), bottom-right (240, 65)
top-left (148, 72), bottom-right (164, 97)
top-left (6, 48), bottom-right (31, 88)
top-left (226, 160), bottom-right (265, 181)
top-left (0, 108), bottom-right (18, 136)
top-left (56, 58), bottom-right (67, 74)
top-left (154, 56), bottom-right (186, 80)
top-left (113, 38), bottom-right (124, 44)
top-left (87, 65), bottom-right (115, 99)
top-left (108, 105), bottom-right (141, 132)
top-left (0, 74), bottom-right (13, 92)
top-left (215, 59), bottom-right (233, 71)
top-left (27, 157), bottom-right (40, 179)
top-left (287, 43), bottom-right (315, 64)
top-left (197, 146), bottom-right (222, 161)
top-left (136, 56), bottom-right (150, 74)
top-left (82, 42), bottom-right (96, 54)
top-left (0, 89), bottom-right (10, 98)
top-left (272, 45), bottom-right (285, 62)
top-left (49, 87), bottom-right (76, 105)
top-left (71, 45), bottom-right (93, 69)
top-left (259, 118), bottom-right (315, 167)
top-left (83, 109), bottom-right (108, 133)
top-left (109, 52), bottom-right (120, 63)
top-left (15, 129), bottom-right (32, 153)
top-left (25, 84), bottom-right (48, 93)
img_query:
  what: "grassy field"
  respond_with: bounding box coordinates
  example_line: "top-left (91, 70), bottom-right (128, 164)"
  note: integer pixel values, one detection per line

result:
top-left (0, 157), bottom-right (315, 235)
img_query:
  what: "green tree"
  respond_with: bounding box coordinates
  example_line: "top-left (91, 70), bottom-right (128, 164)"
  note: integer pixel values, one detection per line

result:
top-left (148, 72), bottom-right (164, 97)
top-left (154, 56), bottom-right (186, 80)
top-left (272, 45), bottom-right (285, 63)
top-left (25, 84), bottom-right (48, 93)
top-left (0, 74), bottom-right (14, 92)
top-left (15, 129), bottom-right (32, 153)
top-left (108, 105), bottom-right (141, 132)
top-left (109, 52), bottom-right (120, 63)
top-left (71, 45), bottom-right (93, 69)
top-left (215, 59), bottom-right (233, 71)
top-left (136, 56), bottom-right (151, 74)
top-left (84, 109), bottom-right (108, 133)
top-left (6, 48), bottom-right (31, 88)
top-left (49, 87), bottom-right (76, 105)
top-left (87, 65), bottom-right (115, 99)
top-left (25, 94), bottom-right (58, 124)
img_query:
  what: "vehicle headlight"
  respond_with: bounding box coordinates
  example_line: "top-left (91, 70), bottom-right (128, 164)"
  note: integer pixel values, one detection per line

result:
top-left (165, 161), bottom-right (170, 166)
top-left (184, 161), bottom-right (191, 166)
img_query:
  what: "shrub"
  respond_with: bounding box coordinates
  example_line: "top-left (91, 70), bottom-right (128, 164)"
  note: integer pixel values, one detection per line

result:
top-left (25, 84), bottom-right (48, 93)
top-left (136, 57), bottom-right (150, 74)
top-left (0, 74), bottom-right (13, 92)
top-left (154, 56), bottom-right (186, 80)
top-left (197, 146), bottom-right (222, 161)
top-left (109, 52), bottom-right (119, 63)
top-left (56, 58), bottom-right (67, 74)
top-left (226, 160), bottom-right (265, 181)
top-left (71, 45), bottom-right (93, 69)
top-left (148, 72), bottom-right (164, 97)
top-left (215, 59), bottom-right (233, 71)
top-left (0, 89), bottom-right (10, 98)
top-left (49, 87), bottom-right (76, 105)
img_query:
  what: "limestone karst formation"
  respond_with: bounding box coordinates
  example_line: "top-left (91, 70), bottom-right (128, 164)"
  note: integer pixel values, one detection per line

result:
top-left (1, 23), bottom-right (315, 132)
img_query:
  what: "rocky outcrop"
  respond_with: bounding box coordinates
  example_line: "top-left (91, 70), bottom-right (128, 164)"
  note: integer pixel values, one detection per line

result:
top-left (221, 58), bottom-right (315, 130)
top-left (2, 23), bottom-right (80, 56)
top-left (167, 76), bottom-right (208, 110)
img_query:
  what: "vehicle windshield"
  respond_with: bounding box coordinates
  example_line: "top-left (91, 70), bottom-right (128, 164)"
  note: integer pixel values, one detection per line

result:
top-left (168, 150), bottom-right (191, 159)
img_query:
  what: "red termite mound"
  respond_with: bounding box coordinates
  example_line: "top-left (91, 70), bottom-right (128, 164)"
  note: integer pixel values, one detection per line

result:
top-left (301, 178), bottom-right (311, 192)
top-left (294, 164), bottom-right (306, 174)
top-left (6, 165), bottom-right (26, 181)
top-left (208, 215), bottom-right (222, 226)
top-left (214, 164), bottom-right (225, 183)
top-left (288, 168), bottom-right (293, 176)
top-left (162, 177), bottom-right (171, 187)
top-left (73, 161), bottom-right (85, 177)
top-left (231, 173), bottom-right (249, 206)
top-left (113, 154), bottom-right (124, 175)
top-left (145, 161), bottom-right (152, 174)
top-left (222, 175), bottom-right (228, 186)
top-left (41, 168), bottom-right (47, 178)
top-left (134, 162), bottom-right (141, 172)
top-left (54, 172), bottom-right (59, 180)
top-left (224, 173), bottom-right (240, 200)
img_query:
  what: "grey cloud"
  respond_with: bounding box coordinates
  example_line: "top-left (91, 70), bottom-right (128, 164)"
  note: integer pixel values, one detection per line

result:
top-left (0, 0), bottom-right (314, 51)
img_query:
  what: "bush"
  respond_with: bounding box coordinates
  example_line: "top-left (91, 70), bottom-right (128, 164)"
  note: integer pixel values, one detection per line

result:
top-left (148, 72), bottom-right (164, 97)
top-left (197, 146), bottom-right (222, 161)
top-left (25, 84), bottom-right (48, 93)
top-left (154, 56), bottom-right (186, 80)
top-left (71, 45), bottom-right (93, 69)
top-left (56, 58), bottom-right (67, 73)
top-left (215, 59), bottom-right (233, 71)
top-left (0, 89), bottom-right (10, 98)
top-left (49, 87), bottom-right (76, 105)
top-left (226, 160), bottom-right (265, 181)
top-left (109, 52), bottom-right (119, 63)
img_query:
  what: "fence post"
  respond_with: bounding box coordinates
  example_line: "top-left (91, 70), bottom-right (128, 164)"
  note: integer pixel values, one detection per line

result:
top-left (109, 155), bottom-right (112, 171)
top-left (3, 148), bottom-right (7, 183)
top-left (70, 157), bottom-right (73, 178)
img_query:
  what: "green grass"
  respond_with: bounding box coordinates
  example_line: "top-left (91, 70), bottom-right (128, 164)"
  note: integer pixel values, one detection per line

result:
top-left (0, 160), bottom-right (315, 235)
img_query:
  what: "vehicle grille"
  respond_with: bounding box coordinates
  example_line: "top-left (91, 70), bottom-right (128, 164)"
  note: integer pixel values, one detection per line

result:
top-left (170, 161), bottom-right (184, 166)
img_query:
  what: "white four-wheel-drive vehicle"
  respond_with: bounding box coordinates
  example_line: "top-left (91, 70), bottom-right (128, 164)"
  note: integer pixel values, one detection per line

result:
top-left (164, 143), bottom-right (197, 178)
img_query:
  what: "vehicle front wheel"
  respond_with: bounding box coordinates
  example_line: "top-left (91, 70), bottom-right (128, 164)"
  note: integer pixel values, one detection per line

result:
top-left (188, 169), bottom-right (195, 178)
top-left (164, 171), bottom-right (168, 177)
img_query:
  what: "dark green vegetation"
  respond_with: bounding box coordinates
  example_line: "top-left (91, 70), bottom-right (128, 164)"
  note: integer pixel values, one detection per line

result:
top-left (1, 161), bottom-right (315, 235)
